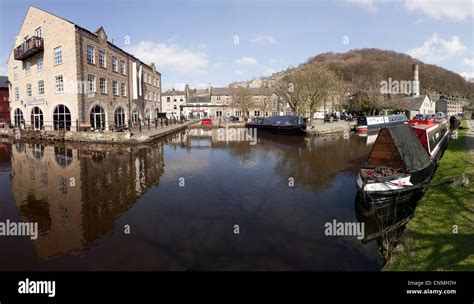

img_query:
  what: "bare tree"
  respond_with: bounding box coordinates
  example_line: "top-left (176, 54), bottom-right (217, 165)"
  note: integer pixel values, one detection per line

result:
top-left (297, 64), bottom-right (340, 125)
top-left (258, 87), bottom-right (274, 116)
top-left (231, 86), bottom-right (254, 121)
top-left (274, 72), bottom-right (304, 114)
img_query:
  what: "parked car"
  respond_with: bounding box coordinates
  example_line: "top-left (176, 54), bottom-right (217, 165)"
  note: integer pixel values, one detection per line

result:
top-left (227, 115), bottom-right (239, 122)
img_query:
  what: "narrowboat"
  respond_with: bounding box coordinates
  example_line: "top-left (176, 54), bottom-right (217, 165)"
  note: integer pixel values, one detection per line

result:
top-left (355, 114), bottom-right (407, 131)
top-left (245, 115), bottom-right (306, 135)
top-left (356, 120), bottom-right (450, 207)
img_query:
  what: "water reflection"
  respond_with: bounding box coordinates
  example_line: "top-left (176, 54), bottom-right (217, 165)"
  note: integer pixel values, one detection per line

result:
top-left (1, 129), bottom-right (388, 270)
top-left (9, 141), bottom-right (164, 260)
top-left (355, 194), bottom-right (416, 262)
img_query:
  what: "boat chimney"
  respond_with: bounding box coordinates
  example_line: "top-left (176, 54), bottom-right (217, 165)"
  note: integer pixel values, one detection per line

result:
top-left (412, 64), bottom-right (420, 97)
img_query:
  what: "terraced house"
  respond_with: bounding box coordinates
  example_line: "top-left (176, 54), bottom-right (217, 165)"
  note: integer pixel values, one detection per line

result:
top-left (7, 6), bottom-right (161, 131)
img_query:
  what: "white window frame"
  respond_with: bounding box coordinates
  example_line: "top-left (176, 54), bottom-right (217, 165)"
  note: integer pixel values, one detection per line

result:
top-left (26, 83), bottom-right (32, 97)
top-left (36, 58), bottom-right (43, 71)
top-left (87, 74), bottom-right (96, 93)
top-left (120, 60), bottom-right (126, 75)
top-left (13, 67), bottom-right (18, 80)
top-left (121, 81), bottom-right (127, 97)
top-left (112, 56), bottom-right (118, 72)
top-left (112, 80), bottom-right (118, 96)
top-left (99, 50), bottom-right (106, 68)
top-left (54, 46), bottom-right (63, 65)
top-left (99, 77), bottom-right (107, 94)
top-left (35, 26), bottom-right (42, 38)
top-left (55, 75), bottom-right (64, 93)
top-left (87, 45), bottom-right (95, 64)
top-left (15, 87), bottom-right (19, 100)
top-left (38, 80), bottom-right (44, 95)
top-left (25, 61), bottom-right (31, 75)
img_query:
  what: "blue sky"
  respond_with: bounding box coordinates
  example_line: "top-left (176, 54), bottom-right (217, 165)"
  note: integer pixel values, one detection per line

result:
top-left (0, 0), bottom-right (473, 89)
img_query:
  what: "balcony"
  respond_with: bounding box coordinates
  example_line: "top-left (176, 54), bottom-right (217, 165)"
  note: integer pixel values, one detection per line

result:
top-left (14, 36), bottom-right (44, 61)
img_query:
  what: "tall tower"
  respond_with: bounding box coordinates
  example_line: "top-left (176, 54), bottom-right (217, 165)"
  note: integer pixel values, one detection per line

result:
top-left (412, 64), bottom-right (420, 97)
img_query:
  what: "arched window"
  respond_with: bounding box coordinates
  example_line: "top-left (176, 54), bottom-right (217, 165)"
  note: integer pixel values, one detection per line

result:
top-left (90, 105), bottom-right (105, 130)
top-left (53, 105), bottom-right (71, 131)
top-left (114, 107), bottom-right (125, 127)
top-left (14, 108), bottom-right (24, 128)
top-left (144, 108), bottom-right (150, 120)
top-left (132, 108), bottom-right (139, 124)
top-left (31, 107), bottom-right (43, 130)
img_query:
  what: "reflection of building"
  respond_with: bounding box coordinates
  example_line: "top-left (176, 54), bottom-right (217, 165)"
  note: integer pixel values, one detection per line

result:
top-left (8, 6), bottom-right (161, 132)
top-left (11, 141), bottom-right (164, 260)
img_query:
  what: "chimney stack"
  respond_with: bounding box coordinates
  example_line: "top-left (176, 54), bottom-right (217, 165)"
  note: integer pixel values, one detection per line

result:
top-left (185, 84), bottom-right (189, 99)
top-left (412, 64), bottom-right (420, 97)
top-left (208, 82), bottom-right (212, 97)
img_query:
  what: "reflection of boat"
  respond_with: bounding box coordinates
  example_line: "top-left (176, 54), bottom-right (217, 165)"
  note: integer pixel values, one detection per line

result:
top-left (245, 115), bottom-right (306, 135)
top-left (354, 193), bottom-right (416, 261)
top-left (356, 121), bottom-right (450, 207)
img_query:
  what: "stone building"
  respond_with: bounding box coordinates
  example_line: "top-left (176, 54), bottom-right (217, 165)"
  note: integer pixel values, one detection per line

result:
top-left (7, 6), bottom-right (161, 131)
top-left (0, 76), bottom-right (9, 124)
top-left (435, 95), bottom-right (465, 116)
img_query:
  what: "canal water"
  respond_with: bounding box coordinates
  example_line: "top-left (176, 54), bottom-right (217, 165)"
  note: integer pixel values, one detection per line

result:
top-left (0, 129), bottom-right (388, 270)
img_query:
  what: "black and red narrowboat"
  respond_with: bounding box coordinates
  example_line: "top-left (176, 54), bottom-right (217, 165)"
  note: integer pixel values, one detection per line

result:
top-left (356, 119), bottom-right (450, 207)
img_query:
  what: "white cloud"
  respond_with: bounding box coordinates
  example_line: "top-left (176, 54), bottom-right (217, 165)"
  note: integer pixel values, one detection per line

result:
top-left (344, 0), bottom-right (377, 12)
top-left (126, 41), bottom-right (208, 74)
top-left (235, 56), bottom-right (258, 65)
top-left (404, 0), bottom-right (473, 22)
top-left (263, 68), bottom-right (276, 76)
top-left (250, 35), bottom-right (278, 45)
top-left (407, 33), bottom-right (467, 64)
top-left (460, 72), bottom-right (474, 81)
top-left (461, 58), bottom-right (474, 67)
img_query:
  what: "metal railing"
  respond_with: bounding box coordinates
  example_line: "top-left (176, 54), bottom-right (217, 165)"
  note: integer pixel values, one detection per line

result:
top-left (2, 117), bottom-right (187, 133)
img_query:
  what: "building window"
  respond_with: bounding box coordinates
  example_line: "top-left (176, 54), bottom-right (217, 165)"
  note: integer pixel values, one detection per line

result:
top-left (87, 45), bottom-right (95, 64)
top-left (120, 60), bottom-right (126, 75)
top-left (167, 97), bottom-right (170, 102)
top-left (87, 74), bottom-right (96, 93)
top-left (54, 46), bottom-right (63, 65)
top-left (114, 107), bottom-right (126, 127)
top-left (112, 80), bottom-right (118, 96)
top-left (90, 105), bottom-right (106, 130)
top-left (99, 77), bottom-right (107, 94)
top-left (99, 50), bottom-right (106, 67)
top-left (254, 111), bottom-right (260, 117)
top-left (26, 83), bottom-right (32, 97)
top-left (121, 81), bottom-right (126, 97)
top-left (38, 80), bottom-right (44, 95)
top-left (55, 75), bottom-right (64, 93)
top-left (15, 87), bottom-right (19, 100)
top-left (35, 27), bottom-right (42, 38)
top-left (14, 108), bottom-right (24, 128)
top-left (53, 105), bottom-right (71, 131)
top-left (112, 57), bottom-right (118, 72)
top-left (13, 67), bottom-right (18, 80)
top-left (31, 106), bottom-right (44, 130)
top-left (25, 61), bottom-right (31, 75)
top-left (217, 96), bottom-right (221, 101)
top-left (132, 108), bottom-right (139, 124)
top-left (36, 58), bottom-right (43, 71)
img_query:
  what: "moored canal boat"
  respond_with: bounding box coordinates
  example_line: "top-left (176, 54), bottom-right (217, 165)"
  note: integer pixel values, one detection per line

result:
top-left (245, 115), bottom-right (307, 135)
top-left (356, 120), bottom-right (450, 207)
top-left (355, 114), bottom-right (407, 131)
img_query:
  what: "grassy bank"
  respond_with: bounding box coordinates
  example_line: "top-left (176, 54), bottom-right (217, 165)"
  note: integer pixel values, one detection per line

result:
top-left (384, 129), bottom-right (474, 271)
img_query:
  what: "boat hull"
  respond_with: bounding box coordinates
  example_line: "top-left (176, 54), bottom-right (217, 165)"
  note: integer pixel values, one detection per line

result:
top-left (244, 123), bottom-right (307, 135)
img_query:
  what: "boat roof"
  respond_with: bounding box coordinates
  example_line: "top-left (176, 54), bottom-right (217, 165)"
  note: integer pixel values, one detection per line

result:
top-left (366, 124), bottom-right (431, 171)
